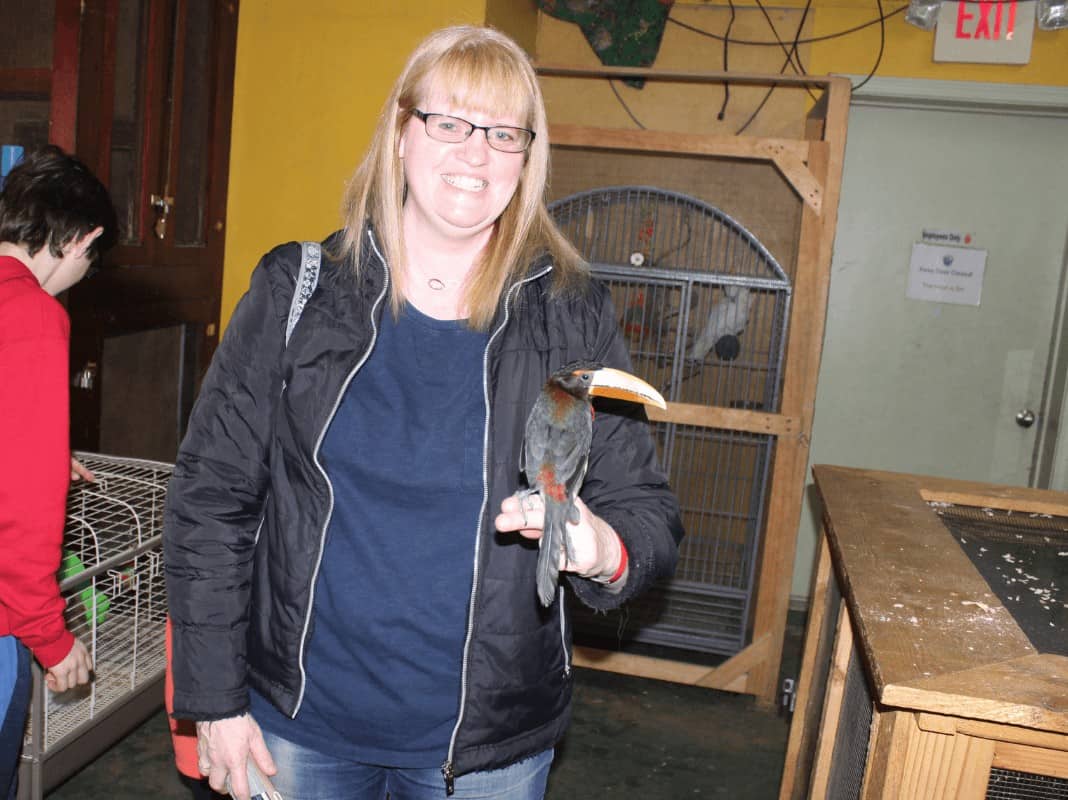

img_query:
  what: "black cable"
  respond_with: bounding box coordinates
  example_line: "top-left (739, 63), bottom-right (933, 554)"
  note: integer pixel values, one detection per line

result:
top-left (718, 0), bottom-right (736, 120)
top-left (789, 2), bottom-right (817, 101)
top-left (735, 0), bottom-right (813, 134)
top-left (608, 79), bottom-right (646, 130)
top-left (853, 0), bottom-right (887, 91)
top-left (753, 0), bottom-right (817, 101)
top-left (753, 0), bottom-right (802, 74)
top-left (668, 3), bottom-right (907, 47)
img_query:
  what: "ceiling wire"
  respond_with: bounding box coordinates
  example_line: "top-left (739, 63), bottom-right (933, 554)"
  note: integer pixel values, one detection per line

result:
top-left (735, 0), bottom-right (813, 135)
top-left (606, 0), bottom-right (901, 130)
top-left (717, 0), bottom-right (737, 120)
top-left (608, 79), bottom-right (647, 129)
top-left (668, 3), bottom-right (907, 47)
top-left (853, 0), bottom-right (888, 91)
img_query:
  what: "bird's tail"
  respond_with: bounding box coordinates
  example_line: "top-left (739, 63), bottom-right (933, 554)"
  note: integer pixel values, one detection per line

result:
top-left (537, 497), bottom-right (574, 606)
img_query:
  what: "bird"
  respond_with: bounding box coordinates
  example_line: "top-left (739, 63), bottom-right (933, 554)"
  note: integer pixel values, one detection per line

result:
top-left (520, 361), bottom-right (667, 606)
top-left (686, 285), bottom-right (753, 366)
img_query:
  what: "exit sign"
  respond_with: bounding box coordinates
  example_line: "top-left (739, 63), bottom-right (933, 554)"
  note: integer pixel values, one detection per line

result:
top-left (934, 0), bottom-right (1035, 63)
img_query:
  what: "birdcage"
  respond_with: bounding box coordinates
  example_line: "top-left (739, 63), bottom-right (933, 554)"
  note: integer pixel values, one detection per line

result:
top-left (550, 186), bottom-right (791, 656)
top-left (18, 453), bottom-right (172, 800)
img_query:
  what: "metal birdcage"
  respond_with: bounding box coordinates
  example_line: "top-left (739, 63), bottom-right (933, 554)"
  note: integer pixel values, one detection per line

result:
top-left (19, 453), bottom-right (172, 800)
top-left (550, 186), bottom-right (791, 656)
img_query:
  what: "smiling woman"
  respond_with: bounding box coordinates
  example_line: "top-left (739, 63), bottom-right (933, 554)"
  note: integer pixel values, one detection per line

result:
top-left (163, 24), bottom-right (683, 800)
top-left (397, 96), bottom-right (527, 317)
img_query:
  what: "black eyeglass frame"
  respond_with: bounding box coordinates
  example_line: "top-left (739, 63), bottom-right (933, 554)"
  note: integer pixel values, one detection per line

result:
top-left (411, 109), bottom-right (536, 153)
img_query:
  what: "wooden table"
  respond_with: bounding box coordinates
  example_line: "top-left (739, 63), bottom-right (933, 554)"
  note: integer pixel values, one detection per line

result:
top-left (779, 466), bottom-right (1068, 799)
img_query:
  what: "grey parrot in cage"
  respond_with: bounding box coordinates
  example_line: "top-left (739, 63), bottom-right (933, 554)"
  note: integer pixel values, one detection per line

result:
top-left (687, 285), bottom-right (753, 364)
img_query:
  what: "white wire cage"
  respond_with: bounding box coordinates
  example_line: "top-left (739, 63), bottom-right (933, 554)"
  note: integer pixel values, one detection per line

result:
top-left (18, 452), bottom-right (173, 800)
top-left (550, 186), bottom-right (791, 657)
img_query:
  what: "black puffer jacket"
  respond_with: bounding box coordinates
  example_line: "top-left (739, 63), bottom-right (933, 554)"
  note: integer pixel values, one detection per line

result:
top-left (164, 230), bottom-right (683, 781)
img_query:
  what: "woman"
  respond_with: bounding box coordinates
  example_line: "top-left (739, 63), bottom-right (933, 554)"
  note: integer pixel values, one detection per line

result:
top-left (164, 25), bottom-right (683, 800)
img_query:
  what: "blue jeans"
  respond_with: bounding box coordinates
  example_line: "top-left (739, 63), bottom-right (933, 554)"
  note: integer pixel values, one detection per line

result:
top-left (0, 638), bottom-right (31, 800)
top-left (261, 730), bottom-right (553, 800)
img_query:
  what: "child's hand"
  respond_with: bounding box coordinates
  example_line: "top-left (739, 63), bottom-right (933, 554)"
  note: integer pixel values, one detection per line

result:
top-left (45, 637), bottom-right (93, 692)
top-left (71, 457), bottom-right (95, 482)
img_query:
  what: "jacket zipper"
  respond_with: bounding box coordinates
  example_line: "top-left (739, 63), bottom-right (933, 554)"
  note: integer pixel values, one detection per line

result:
top-left (292, 229), bottom-right (391, 716)
top-left (441, 262), bottom-right (553, 795)
top-left (558, 587), bottom-right (570, 677)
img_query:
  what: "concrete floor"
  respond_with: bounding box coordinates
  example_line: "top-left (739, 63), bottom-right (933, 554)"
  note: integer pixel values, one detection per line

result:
top-left (43, 615), bottom-right (804, 799)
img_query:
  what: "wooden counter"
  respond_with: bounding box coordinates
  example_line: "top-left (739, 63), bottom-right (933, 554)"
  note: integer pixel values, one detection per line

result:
top-left (779, 466), bottom-right (1068, 799)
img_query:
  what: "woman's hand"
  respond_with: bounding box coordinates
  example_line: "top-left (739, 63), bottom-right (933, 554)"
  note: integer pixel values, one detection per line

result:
top-left (496, 493), bottom-right (627, 586)
top-left (195, 713), bottom-right (276, 800)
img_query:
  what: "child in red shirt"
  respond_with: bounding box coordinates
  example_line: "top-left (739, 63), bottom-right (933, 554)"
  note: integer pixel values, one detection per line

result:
top-left (0, 145), bottom-right (116, 799)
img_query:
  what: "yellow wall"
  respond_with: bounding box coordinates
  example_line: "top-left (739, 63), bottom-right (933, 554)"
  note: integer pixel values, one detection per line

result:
top-left (486, 0), bottom-right (540, 55)
top-left (221, 0), bottom-right (491, 328)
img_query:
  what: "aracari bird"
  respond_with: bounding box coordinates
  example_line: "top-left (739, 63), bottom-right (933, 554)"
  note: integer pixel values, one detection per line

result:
top-left (520, 362), bottom-right (667, 606)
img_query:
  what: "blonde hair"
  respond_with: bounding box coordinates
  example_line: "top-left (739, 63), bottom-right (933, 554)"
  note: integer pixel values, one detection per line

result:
top-left (339, 25), bottom-right (585, 330)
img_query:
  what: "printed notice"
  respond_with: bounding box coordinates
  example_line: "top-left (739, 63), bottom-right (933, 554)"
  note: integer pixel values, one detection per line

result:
top-left (906, 242), bottom-right (987, 306)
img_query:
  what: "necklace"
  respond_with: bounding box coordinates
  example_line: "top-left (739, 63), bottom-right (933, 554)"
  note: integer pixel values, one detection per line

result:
top-left (411, 262), bottom-right (463, 292)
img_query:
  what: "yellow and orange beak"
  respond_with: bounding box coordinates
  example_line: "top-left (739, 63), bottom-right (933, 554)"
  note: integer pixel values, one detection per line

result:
top-left (587, 367), bottom-right (667, 410)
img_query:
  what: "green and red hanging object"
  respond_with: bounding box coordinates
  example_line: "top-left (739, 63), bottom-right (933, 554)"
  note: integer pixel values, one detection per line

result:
top-left (538, 0), bottom-right (675, 88)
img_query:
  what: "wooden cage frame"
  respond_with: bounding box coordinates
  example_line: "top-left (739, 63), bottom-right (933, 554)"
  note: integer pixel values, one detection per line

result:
top-left (781, 466), bottom-right (1068, 799)
top-left (535, 64), bottom-right (851, 705)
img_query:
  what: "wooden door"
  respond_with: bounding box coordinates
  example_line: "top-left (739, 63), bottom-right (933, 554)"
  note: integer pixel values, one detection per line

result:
top-left (66, 0), bottom-right (238, 461)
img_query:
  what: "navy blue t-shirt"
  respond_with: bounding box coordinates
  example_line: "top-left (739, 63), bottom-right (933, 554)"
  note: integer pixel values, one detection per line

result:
top-left (252, 302), bottom-right (489, 766)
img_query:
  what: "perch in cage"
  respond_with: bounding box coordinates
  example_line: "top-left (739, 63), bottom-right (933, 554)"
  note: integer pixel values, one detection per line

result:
top-left (550, 186), bottom-right (791, 657)
top-left (18, 453), bottom-right (172, 800)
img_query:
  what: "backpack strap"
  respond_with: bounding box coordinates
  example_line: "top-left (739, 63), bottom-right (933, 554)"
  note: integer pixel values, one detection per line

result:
top-left (285, 241), bottom-right (321, 347)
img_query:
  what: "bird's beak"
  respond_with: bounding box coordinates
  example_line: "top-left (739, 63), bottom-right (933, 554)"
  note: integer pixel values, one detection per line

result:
top-left (587, 367), bottom-right (667, 410)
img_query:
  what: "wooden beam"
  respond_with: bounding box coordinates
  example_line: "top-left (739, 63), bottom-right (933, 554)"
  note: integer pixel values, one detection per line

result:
top-left (779, 535), bottom-right (834, 800)
top-left (745, 75), bottom-right (850, 705)
top-left (549, 123), bottom-right (810, 162)
top-left (957, 719), bottom-right (1068, 752)
top-left (572, 646), bottom-right (716, 685)
top-left (537, 63), bottom-right (838, 90)
top-left (548, 124), bottom-right (823, 212)
top-left (919, 488), bottom-right (1068, 517)
top-left (572, 633), bottom-right (771, 690)
top-left (994, 741), bottom-right (1068, 779)
top-left (695, 632), bottom-right (772, 690)
top-left (808, 601), bottom-right (855, 799)
top-left (0, 68), bottom-right (50, 99)
top-left (49, 0), bottom-right (82, 151)
top-left (647, 402), bottom-right (799, 437)
top-left (770, 146), bottom-right (825, 215)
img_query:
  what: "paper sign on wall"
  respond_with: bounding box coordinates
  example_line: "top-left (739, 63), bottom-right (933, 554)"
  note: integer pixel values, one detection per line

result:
top-left (906, 242), bottom-right (987, 306)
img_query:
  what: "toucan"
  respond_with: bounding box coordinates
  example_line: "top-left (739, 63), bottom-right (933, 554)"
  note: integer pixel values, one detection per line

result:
top-left (520, 362), bottom-right (667, 606)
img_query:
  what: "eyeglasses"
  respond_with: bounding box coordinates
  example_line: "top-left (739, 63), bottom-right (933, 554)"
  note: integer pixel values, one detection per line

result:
top-left (412, 110), bottom-right (535, 154)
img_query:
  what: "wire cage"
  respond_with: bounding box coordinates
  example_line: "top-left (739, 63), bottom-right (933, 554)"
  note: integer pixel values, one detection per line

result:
top-left (18, 453), bottom-right (173, 800)
top-left (549, 186), bottom-right (792, 656)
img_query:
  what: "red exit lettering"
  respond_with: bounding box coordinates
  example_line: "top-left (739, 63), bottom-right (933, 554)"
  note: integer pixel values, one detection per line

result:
top-left (955, 0), bottom-right (1018, 40)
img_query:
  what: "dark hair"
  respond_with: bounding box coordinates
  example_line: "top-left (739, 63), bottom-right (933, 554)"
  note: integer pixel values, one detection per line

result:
top-left (0, 144), bottom-right (118, 260)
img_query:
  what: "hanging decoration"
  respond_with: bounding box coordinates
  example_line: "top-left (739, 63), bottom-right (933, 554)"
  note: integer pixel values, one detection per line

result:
top-left (537, 0), bottom-right (675, 87)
